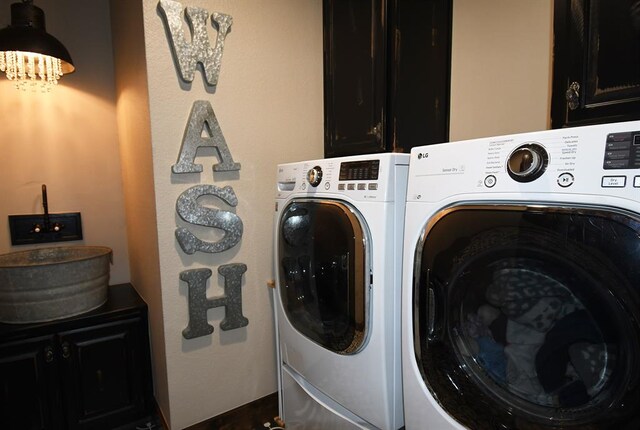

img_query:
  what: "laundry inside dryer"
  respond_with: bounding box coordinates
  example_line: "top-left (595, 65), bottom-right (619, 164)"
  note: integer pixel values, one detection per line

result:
top-left (413, 205), bottom-right (638, 427)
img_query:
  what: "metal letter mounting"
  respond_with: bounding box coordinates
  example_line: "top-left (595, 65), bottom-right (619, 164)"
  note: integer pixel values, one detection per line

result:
top-left (181, 264), bottom-right (249, 339)
top-left (158, 0), bottom-right (233, 86)
top-left (176, 184), bottom-right (243, 255)
top-left (172, 100), bottom-right (241, 174)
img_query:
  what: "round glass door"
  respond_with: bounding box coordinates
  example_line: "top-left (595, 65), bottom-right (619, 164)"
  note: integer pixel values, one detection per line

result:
top-left (413, 204), bottom-right (640, 429)
top-left (279, 199), bottom-right (370, 354)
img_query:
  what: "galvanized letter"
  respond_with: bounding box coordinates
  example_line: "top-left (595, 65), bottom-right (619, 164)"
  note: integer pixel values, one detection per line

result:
top-left (175, 184), bottom-right (243, 255)
top-left (158, 0), bottom-right (233, 86)
top-left (181, 264), bottom-right (249, 339)
top-left (172, 100), bottom-right (241, 174)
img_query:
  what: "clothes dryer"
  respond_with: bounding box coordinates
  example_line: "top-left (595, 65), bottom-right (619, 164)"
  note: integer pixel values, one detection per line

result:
top-left (274, 153), bottom-right (408, 429)
top-left (402, 121), bottom-right (640, 429)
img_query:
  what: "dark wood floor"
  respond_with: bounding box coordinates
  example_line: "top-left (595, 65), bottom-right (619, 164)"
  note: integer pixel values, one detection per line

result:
top-left (117, 392), bottom-right (279, 430)
top-left (185, 392), bottom-right (279, 430)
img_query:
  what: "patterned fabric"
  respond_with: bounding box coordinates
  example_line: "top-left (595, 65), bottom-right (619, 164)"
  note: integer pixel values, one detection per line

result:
top-left (485, 259), bottom-right (583, 333)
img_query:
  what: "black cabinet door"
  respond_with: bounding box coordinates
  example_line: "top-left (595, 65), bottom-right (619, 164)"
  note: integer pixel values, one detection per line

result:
top-left (323, 0), bottom-right (386, 157)
top-left (0, 336), bottom-right (60, 430)
top-left (387, 0), bottom-right (451, 152)
top-left (323, 0), bottom-right (452, 158)
top-left (552, 0), bottom-right (640, 128)
top-left (59, 317), bottom-right (152, 430)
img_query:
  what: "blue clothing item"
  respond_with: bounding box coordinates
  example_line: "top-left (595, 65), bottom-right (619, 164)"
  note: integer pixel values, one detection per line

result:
top-left (477, 336), bottom-right (507, 383)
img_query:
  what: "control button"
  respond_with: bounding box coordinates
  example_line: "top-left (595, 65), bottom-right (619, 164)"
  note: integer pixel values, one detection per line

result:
top-left (606, 141), bottom-right (631, 151)
top-left (605, 150), bottom-right (630, 160)
top-left (357, 183), bottom-right (366, 190)
top-left (338, 184), bottom-right (345, 190)
top-left (368, 183), bottom-right (378, 190)
top-left (484, 175), bottom-right (496, 188)
top-left (301, 182), bottom-right (307, 190)
top-left (607, 132), bottom-right (633, 143)
top-left (557, 172), bottom-right (574, 188)
top-left (347, 183), bottom-right (355, 190)
top-left (601, 176), bottom-right (627, 188)
top-left (604, 159), bottom-right (630, 169)
top-left (634, 176), bottom-right (640, 188)
top-left (324, 182), bottom-right (330, 190)
top-left (506, 143), bottom-right (549, 182)
top-left (307, 166), bottom-right (323, 187)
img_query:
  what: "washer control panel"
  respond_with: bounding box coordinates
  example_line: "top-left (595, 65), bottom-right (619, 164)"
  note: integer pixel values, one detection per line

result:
top-left (406, 120), bottom-right (640, 202)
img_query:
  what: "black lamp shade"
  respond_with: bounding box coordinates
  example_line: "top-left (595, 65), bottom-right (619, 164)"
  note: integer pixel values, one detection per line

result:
top-left (0, 1), bottom-right (74, 74)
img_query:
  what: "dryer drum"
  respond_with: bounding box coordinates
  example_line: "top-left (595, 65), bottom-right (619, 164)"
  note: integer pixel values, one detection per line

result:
top-left (414, 206), bottom-right (640, 429)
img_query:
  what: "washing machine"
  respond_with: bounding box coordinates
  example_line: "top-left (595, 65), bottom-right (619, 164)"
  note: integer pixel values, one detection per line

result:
top-left (274, 153), bottom-right (408, 429)
top-left (402, 121), bottom-right (640, 429)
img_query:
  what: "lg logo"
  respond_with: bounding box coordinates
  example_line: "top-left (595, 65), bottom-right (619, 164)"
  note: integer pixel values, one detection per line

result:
top-left (417, 152), bottom-right (429, 160)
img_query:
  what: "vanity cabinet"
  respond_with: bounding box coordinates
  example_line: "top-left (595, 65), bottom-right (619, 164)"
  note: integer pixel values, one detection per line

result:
top-left (323, 0), bottom-right (452, 157)
top-left (0, 284), bottom-right (154, 430)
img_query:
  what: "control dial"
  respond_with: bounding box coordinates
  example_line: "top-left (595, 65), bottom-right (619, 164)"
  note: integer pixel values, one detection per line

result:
top-left (507, 143), bottom-right (549, 182)
top-left (307, 166), bottom-right (323, 187)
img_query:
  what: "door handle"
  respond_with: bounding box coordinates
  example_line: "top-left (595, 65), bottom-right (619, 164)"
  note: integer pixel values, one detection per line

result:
top-left (566, 81), bottom-right (580, 110)
top-left (44, 345), bottom-right (55, 363)
top-left (61, 341), bottom-right (71, 359)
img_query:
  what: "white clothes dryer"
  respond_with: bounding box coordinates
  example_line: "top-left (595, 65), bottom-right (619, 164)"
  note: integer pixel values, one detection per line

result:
top-left (274, 153), bottom-right (408, 429)
top-left (402, 121), bottom-right (640, 429)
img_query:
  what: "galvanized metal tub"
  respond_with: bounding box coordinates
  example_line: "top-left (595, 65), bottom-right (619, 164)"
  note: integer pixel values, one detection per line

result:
top-left (0, 246), bottom-right (112, 323)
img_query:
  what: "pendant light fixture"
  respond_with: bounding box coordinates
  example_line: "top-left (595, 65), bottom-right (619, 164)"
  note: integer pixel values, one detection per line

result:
top-left (0, 0), bottom-right (75, 90)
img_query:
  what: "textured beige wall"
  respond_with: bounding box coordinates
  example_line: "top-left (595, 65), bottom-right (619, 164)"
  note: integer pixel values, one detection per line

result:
top-left (0, 0), bottom-right (130, 284)
top-left (140, 1), bottom-right (324, 428)
top-left (109, 0), bottom-right (170, 425)
top-left (450, 0), bottom-right (553, 141)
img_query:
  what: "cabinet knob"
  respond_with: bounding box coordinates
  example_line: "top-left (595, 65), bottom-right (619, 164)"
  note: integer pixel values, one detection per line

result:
top-left (44, 345), bottom-right (55, 363)
top-left (371, 122), bottom-right (382, 142)
top-left (565, 81), bottom-right (580, 110)
top-left (61, 342), bottom-right (71, 359)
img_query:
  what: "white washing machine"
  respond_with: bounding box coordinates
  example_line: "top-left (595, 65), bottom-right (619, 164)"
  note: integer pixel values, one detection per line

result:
top-left (274, 153), bottom-right (408, 429)
top-left (402, 121), bottom-right (640, 429)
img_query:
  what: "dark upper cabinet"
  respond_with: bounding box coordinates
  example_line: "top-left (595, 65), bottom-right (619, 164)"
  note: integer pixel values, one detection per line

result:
top-left (552, 0), bottom-right (640, 128)
top-left (323, 0), bottom-right (452, 158)
top-left (0, 284), bottom-right (154, 430)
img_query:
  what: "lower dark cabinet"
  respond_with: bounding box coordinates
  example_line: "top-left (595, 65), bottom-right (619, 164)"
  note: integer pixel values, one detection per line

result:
top-left (0, 284), bottom-right (154, 430)
top-left (0, 335), bottom-right (59, 430)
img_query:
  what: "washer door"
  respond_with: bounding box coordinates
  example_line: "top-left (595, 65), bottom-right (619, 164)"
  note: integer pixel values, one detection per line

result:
top-left (413, 204), bottom-right (640, 429)
top-left (278, 199), bottom-right (370, 354)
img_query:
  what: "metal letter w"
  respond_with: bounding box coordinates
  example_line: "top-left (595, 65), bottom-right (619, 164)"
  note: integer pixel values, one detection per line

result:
top-left (158, 0), bottom-right (233, 86)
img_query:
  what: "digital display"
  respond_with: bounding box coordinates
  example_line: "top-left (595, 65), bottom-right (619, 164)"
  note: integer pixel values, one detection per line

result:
top-left (603, 131), bottom-right (640, 169)
top-left (339, 160), bottom-right (380, 181)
